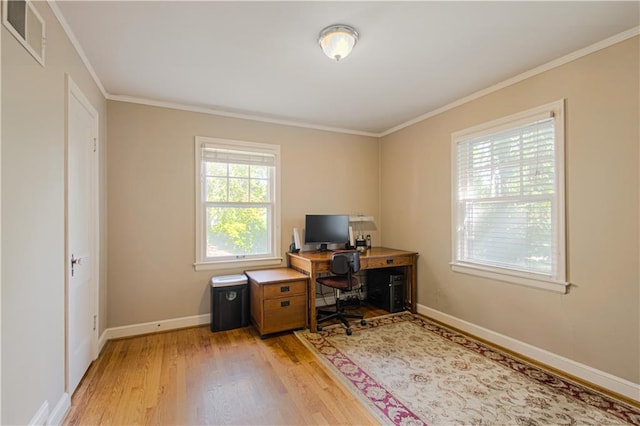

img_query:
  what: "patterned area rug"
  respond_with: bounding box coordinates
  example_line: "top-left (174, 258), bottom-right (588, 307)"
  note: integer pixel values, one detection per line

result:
top-left (295, 312), bottom-right (640, 425)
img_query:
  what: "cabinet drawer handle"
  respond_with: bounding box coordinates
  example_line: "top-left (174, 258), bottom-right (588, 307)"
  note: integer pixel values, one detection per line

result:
top-left (280, 286), bottom-right (290, 292)
top-left (281, 300), bottom-right (290, 307)
top-left (386, 258), bottom-right (394, 264)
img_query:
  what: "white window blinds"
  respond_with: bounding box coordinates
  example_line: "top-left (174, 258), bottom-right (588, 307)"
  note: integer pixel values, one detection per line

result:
top-left (202, 145), bottom-right (276, 167)
top-left (194, 137), bottom-right (281, 271)
top-left (452, 101), bottom-right (566, 292)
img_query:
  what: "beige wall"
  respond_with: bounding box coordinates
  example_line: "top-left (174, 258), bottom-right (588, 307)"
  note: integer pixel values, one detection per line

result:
top-left (380, 37), bottom-right (639, 383)
top-left (2, 5), bottom-right (636, 423)
top-left (1, 2), bottom-right (108, 424)
top-left (106, 101), bottom-right (379, 327)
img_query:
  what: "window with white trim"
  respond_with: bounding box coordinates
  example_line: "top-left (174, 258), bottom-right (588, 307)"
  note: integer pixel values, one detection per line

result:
top-left (451, 100), bottom-right (567, 293)
top-left (195, 137), bottom-right (281, 271)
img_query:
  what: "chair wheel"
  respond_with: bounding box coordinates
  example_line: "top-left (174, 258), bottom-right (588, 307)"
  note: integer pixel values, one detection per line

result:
top-left (346, 328), bottom-right (352, 336)
top-left (360, 319), bottom-right (367, 326)
top-left (317, 325), bottom-right (323, 332)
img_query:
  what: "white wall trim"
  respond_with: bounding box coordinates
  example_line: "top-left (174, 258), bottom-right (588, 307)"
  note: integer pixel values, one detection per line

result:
top-left (28, 401), bottom-right (48, 426)
top-left (104, 314), bottom-right (210, 341)
top-left (48, 1), bottom-right (107, 97)
top-left (316, 289), bottom-right (366, 309)
top-left (98, 329), bottom-right (109, 354)
top-left (103, 25), bottom-right (640, 138)
top-left (0, 17), bottom-right (3, 423)
top-left (65, 74), bottom-right (101, 395)
top-left (46, 3), bottom-right (639, 139)
top-left (380, 26), bottom-right (640, 137)
top-left (108, 94), bottom-right (379, 138)
top-left (316, 295), bottom-right (337, 308)
top-left (95, 306), bottom-right (640, 403)
top-left (418, 304), bottom-right (640, 402)
top-left (47, 393), bottom-right (70, 426)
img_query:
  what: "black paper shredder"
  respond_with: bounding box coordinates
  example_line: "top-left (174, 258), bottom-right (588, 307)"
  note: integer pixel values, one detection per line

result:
top-left (210, 274), bottom-right (249, 332)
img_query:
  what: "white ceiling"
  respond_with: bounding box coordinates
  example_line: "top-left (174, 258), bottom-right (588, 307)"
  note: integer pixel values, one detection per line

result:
top-left (54, 1), bottom-right (639, 136)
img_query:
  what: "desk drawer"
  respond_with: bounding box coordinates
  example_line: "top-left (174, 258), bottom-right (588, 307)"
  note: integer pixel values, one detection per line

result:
top-left (263, 280), bottom-right (306, 299)
top-left (362, 255), bottom-right (414, 269)
top-left (263, 295), bottom-right (307, 333)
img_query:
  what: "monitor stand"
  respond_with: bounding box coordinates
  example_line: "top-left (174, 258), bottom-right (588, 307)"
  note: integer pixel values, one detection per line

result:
top-left (318, 243), bottom-right (328, 252)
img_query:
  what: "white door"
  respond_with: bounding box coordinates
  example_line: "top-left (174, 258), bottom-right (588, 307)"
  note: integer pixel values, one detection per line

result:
top-left (66, 76), bottom-right (99, 394)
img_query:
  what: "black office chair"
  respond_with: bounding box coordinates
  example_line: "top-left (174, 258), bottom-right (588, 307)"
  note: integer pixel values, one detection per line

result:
top-left (316, 251), bottom-right (367, 335)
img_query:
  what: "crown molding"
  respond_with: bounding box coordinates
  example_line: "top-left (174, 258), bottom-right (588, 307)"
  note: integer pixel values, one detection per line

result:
top-left (380, 25), bottom-right (640, 137)
top-left (420, 305), bottom-right (640, 402)
top-left (48, 0), bottom-right (107, 97)
top-left (48, 2), bottom-right (638, 139)
top-left (107, 94), bottom-right (379, 138)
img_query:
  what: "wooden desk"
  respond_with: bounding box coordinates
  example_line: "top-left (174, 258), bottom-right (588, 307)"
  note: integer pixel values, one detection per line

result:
top-left (287, 247), bottom-right (418, 333)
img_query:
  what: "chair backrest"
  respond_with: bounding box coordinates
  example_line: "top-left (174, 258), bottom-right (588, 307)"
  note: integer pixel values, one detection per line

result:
top-left (330, 251), bottom-right (361, 276)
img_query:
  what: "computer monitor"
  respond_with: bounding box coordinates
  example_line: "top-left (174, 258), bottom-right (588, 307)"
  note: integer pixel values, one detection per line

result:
top-left (304, 214), bottom-right (349, 252)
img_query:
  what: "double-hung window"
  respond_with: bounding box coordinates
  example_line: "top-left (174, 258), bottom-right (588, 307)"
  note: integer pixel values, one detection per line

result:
top-left (195, 137), bottom-right (281, 270)
top-left (451, 100), bottom-right (567, 293)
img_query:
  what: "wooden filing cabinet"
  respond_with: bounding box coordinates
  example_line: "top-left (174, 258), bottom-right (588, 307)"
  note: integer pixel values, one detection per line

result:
top-left (245, 268), bottom-right (308, 337)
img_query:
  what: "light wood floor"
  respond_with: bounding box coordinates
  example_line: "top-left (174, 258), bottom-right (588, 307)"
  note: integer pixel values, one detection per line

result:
top-left (64, 305), bottom-right (388, 425)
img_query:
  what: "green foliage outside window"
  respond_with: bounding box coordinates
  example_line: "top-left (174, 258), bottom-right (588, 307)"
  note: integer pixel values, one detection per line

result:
top-left (460, 125), bottom-right (555, 273)
top-left (206, 207), bottom-right (268, 255)
top-left (205, 162), bottom-right (271, 256)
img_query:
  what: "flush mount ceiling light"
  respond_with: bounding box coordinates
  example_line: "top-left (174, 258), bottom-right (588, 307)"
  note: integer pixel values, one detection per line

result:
top-left (318, 24), bottom-right (359, 62)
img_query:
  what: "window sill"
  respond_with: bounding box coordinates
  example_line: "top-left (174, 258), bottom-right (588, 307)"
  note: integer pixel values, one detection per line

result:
top-left (450, 262), bottom-right (568, 294)
top-left (194, 257), bottom-right (283, 272)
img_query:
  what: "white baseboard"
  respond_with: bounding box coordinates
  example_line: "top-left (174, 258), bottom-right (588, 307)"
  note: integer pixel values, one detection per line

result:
top-left (316, 288), bottom-right (365, 308)
top-left (104, 314), bottom-right (210, 341)
top-left (418, 304), bottom-right (640, 402)
top-left (47, 393), bottom-right (70, 426)
top-left (98, 329), bottom-right (109, 354)
top-left (29, 400), bottom-right (48, 425)
top-left (316, 295), bottom-right (336, 307)
top-left (96, 306), bottom-right (640, 402)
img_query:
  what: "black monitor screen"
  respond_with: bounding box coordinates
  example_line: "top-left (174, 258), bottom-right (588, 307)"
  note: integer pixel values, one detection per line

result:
top-left (304, 215), bottom-right (349, 249)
